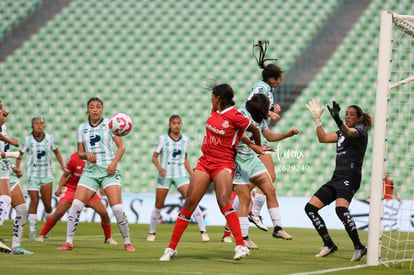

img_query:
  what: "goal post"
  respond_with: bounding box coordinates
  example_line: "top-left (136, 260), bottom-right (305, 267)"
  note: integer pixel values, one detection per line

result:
top-left (368, 11), bottom-right (414, 268)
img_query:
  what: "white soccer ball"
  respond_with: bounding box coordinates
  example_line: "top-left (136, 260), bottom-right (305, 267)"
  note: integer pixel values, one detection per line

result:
top-left (109, 113), bottom-right (133, 136)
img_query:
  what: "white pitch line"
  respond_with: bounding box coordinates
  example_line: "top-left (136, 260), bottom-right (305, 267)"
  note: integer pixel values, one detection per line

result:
top-left (289, 264), bottom-right (368, 275)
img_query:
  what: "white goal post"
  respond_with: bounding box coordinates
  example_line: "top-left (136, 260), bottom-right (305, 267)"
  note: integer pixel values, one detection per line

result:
top-left (368, 11), bottom-right (414, 267)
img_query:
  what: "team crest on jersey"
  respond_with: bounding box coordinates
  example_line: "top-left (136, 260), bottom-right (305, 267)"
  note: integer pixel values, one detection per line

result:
top-left (222, 120), bottom-right (229, 128)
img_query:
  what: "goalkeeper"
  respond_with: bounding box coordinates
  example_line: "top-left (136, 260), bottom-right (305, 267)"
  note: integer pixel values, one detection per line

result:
top-left (304, 99), bottom-right (372, 262)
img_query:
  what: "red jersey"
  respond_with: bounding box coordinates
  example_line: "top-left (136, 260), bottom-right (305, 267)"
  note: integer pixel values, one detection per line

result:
top-left (63, 153), bottom-right (85, 189)
top-left (383, 179), bottom-right (394, 200)
top-left (201, 107), bottom-right (250, 161)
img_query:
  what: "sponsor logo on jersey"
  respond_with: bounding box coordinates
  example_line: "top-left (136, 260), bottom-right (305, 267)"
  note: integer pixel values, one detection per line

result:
top-left (206, 123), bottom-right (225, 135)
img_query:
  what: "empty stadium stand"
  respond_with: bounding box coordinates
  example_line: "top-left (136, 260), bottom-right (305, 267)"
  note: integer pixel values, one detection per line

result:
top-left (0, 0), bottom-right (413, 198)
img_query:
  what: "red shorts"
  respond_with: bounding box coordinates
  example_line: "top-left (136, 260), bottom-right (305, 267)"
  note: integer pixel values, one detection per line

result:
top-left (60, 186), bottom-right (101, 204)
top-left (194, 155), bottom-right (235, 181)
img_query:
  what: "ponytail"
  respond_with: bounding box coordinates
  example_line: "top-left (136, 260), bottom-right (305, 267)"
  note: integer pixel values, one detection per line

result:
top-left (252, 40), bottom-right (282, 82)
top-left (252, 40), bottom-right (277, 69)
top-left (349, 105), bottom-right (373, 131)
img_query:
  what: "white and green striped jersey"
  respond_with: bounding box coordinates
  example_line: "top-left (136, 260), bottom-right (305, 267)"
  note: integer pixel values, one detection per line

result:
top-left (154, 134), bottom-right (190, 178)
top-left (20, 132), bottom-right (58, 178)
top-left (247, 80), bottom-right (274, 110)
top-left (237, 107), bottom-right (268, 158)
top-left (78, 118), bottom-right (115, 170)
top-left (0, 125), bottom-right (15, 174)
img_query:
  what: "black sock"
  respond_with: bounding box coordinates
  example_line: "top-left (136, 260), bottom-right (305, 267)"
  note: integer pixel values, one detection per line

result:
top-left (335, 206), bottom-right (363, 249)
top-left (305, 203), bottom-right (334, 247)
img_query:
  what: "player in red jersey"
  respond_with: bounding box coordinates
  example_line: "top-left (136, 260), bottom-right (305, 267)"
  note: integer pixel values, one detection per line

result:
top-left (35, 153), bottom-right (117, 245)
top-left (383, 172), bottom-right (400, 200)
top-left (159, 83), bottom-right (264, 261)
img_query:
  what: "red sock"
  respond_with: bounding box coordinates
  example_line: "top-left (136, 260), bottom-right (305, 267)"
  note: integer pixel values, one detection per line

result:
top-left (101, 222), bottom-right (112, 239)
top-left (221, 205), bottom-right (244, 246)
top-left (168, 208), bottom-right (192, 250)
top-left (223, 225), bottom-right (231, 237)
top-left (39, 217), bottom-right (57, 236)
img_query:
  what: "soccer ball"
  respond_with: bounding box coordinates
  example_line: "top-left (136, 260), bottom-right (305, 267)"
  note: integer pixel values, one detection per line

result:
top-left (109, 113), bottom-right (132, 136)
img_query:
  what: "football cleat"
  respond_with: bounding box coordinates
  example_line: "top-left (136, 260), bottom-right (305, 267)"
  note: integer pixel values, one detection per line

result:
top-left (146, 233), bottom-right (156, 242)
top-left (315, 244), bottom-right (338, 257)
top-left (221, 236), bottom-right (232, 243)
top-left (350, 246), bottom-right (367, 262)
top-left (57, 242), bottom-right (73, 251)
top-left (159, 247), bottom-right (177, 261)
top-left (11, 246), bottom-right (34, 255)
top-left (35, 235), bottom-right (45, 242)
top-left (201, 232), bottom-right (210, 242)
top-left (243, 237), bottom-right (259, 249)
top-left (272, 227), bottom-right (292, 240)
top-left (233, 245), bottom-right (250, 260)
top-left (104, 237), bottom-right (118, 245)
top-left (248, 212), bottom-right (268, 231)
top-left (29, 231), bottom-right (36, 240)
top-left (124, 243), bottom-right (135, 252)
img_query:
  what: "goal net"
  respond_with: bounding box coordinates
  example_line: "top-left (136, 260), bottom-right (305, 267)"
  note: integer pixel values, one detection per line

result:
top-left (368, 11), bottom-right (414, 269)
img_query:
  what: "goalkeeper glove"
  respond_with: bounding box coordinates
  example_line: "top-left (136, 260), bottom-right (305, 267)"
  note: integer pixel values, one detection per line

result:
top-left (306, 99), bottom-right (324, 127)
top-left (327, 101), bottom-right (344, 128)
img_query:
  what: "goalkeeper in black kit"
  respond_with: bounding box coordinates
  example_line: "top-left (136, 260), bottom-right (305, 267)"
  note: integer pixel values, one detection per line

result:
top-left (304, 99), bottom-right (373, 261)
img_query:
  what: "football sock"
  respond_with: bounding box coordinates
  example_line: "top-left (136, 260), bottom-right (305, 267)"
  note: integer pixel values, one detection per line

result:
top-left (223, 226), bottom-right (231, 237)
top-left (12, 203), bottom-right (27, 248)
top-left (149, 207), bottom-right (161, 234)
top-left (232, 196), bottom-right (240, 211)
top-left (44, 211), bottom-right (52, 221)
top-left (40, 217), bottom-right (57, 236)
top-left (111, 204), bottom-right (131, 244)
top-left (305, 203), bottom-right (334, 247)
top-left (252, 193), bottom-right (266, 216)
top-left (268, 207), bottom-right (282, 227)
top-left (193, 205), bottom-right (206, 233)
top-left (0, 195), bottom-right (11, 227)
top-left (336, 206), bottom-right (363, 249)
top-left (222, 205), bottom-right (244, 246)
top-left (239, 216), bottom-right (249, 238)
top-left (28, 213), bottom-right (37, 233)
top-left (168, 208), bottom-right (192, 250)
top-left (66, 199), bottom-right (85, 244)
top-left (101, 222), bottom-right (112, 239)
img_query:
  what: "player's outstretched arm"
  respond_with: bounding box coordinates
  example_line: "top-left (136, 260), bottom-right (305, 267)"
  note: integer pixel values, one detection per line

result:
top-left (306, 99), bottom-right (337, 143)
top-left (327, 101), bottom-right (360, 138)
top-left (262, 128), bottom-right (299, 142)
top-left (0, 133), bottom-right (19, 147)
top-left (306, 99), bottom-right (324, 127)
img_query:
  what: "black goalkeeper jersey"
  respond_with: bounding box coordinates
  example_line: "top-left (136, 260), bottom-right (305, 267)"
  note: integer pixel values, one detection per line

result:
top-left (333, 124), bottom-right (368, 176)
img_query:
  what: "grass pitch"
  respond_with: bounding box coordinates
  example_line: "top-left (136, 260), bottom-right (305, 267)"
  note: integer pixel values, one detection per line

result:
top-left (0, 220), bottom-right (411, 274)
